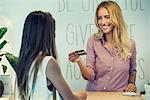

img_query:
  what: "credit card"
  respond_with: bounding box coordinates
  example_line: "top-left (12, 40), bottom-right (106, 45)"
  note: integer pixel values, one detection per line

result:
top-left (75, 50), bottom-right (86, 56)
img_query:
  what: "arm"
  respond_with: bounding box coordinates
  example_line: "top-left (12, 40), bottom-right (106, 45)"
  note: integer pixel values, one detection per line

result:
top-left (69, 52), bottom-right (94, 80)
top-left (69, 36), bottom-right (96, 81)
top-left (76, 57), bottom-right (95, 80)
top-left (46, 58), bottom-right (87, 100)
top-left (125, 72), bottom-right (136, 92)
top-left (128, 72), bottom-right (136, 84)
top-left (125, 40), bottom-right (137, 92)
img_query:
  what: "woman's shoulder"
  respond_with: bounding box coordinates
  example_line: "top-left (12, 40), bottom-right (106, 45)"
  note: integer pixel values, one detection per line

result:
top-left (46, 56), bottom-right (57, 65)
top-left (42, 56), bottom-right (56, 65)
top-left (40, 56), bottom-right (57, 73)
top-left (88, 34), bottom-right (100, 42)
top-left (46, 56), bottom-right (59, 70)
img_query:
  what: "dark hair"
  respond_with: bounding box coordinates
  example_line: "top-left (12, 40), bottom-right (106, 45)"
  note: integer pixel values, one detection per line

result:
top-left (16, 11), bottom-right (57, 99)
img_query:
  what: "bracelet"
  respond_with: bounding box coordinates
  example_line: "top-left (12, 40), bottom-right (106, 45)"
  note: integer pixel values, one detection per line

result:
top-left (128, 81), bottom-right (135, 84)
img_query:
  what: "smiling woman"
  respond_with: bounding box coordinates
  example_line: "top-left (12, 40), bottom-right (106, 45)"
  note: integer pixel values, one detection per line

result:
top-left (68, 0), bottom-right (137, 92)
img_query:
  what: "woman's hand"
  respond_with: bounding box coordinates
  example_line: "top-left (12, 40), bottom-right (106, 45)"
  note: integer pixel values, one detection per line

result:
top-left (68, 52), bottom-right (81, 62)
top-left (74, 90), bottom-right (87, 100)
top-left (125, 83), bottom-right (136, 92)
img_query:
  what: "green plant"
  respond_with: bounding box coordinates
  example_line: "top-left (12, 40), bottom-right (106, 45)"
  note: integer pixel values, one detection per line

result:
top-left (0, 27), bottom-right (18, 97)
top-left (0, 27), bottom-right (18, 74)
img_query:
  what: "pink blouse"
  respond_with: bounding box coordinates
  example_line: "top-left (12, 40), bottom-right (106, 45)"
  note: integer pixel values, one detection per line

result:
top-left (85, 36), bottom-right (136, 91)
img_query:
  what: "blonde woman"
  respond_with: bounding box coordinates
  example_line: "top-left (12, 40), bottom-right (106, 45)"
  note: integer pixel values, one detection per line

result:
top-left (69, 1), bottom-right (137, 92)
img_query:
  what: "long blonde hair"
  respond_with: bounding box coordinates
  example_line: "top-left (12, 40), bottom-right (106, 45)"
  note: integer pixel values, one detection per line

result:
top-left (94, 1), bottom-right (131, 60)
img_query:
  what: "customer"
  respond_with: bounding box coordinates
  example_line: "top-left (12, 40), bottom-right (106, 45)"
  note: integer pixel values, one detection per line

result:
top-left (15, 11), bottom-right (87, 100)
